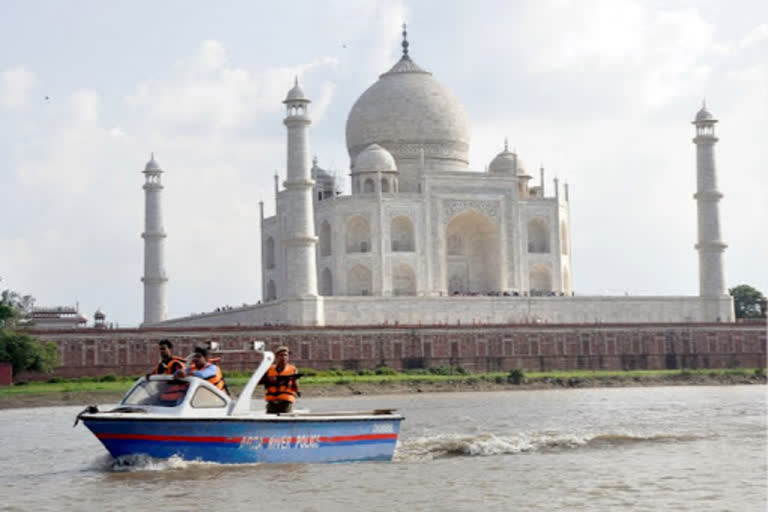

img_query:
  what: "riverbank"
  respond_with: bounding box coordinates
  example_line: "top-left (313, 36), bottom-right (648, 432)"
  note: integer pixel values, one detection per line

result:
top-left (1, 368), bottom-right (764, 409)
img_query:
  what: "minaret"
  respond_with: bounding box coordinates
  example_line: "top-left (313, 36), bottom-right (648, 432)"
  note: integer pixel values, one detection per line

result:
top-left (141, 153), bottom-right (168, 324)
top-left (692, 102), bottom-right (727, 297)
top-left (282, 78), bottom-right (318, 297)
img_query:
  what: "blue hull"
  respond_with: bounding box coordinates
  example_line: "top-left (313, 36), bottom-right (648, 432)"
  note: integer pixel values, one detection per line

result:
top-left (83, 417), bottom-right (401, 464)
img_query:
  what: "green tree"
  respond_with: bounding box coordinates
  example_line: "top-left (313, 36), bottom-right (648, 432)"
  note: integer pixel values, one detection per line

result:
top-left (0, 303), bottom-right (15, 327)
top-left (729, 284), bottom-right (766, 319)
top-left (0, 283), bottom-right (58, 376)
top-left (0, 330), bottom-right (59, 376)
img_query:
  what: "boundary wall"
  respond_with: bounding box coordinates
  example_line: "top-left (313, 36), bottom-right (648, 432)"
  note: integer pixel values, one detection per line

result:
top-left (18, 322), bottom-right (766, 380)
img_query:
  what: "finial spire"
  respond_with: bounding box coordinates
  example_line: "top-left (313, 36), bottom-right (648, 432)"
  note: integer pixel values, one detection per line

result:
top-left (150, 152), bottom-right (155, 160)
top-left (401, 22), bottom-right (410, 58)
top-left (504, 137), bottom-right (508, 152)
top-left (294, 76), bottom-right (298, 87)
top-left (702, 98), bottom-right (706, 109)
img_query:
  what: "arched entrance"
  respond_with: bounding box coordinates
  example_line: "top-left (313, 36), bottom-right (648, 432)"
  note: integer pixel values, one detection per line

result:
top-left (444, 210), bottom-right (501, 294)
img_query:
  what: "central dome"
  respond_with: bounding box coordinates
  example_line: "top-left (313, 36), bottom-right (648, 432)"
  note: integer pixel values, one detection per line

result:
top-left (345, 54), bottom-right (470, 176)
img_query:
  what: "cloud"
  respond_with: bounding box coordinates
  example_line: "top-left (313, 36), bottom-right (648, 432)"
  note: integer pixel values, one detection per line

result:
top-left (126, 39), bottom-right (339, 131)
top-left (737, 23), bottom-right (768, 49)
top-left (0, 66), bottom-right (38, 109)
top-left (512, 1), bottom-right (723, 109)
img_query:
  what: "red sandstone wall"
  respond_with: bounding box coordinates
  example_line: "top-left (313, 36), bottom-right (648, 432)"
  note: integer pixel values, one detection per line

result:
top-left (17, 323), bottom-right (767, 380)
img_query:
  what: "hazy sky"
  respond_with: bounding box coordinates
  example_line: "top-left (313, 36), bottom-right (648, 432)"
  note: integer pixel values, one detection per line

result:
top-left (1, 0), bottom-right (766, 326)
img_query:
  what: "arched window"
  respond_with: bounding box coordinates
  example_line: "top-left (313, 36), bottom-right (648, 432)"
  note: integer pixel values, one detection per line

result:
top-left (561, 221), bottom-right (569, 255)
top-left (320, 268), bottom-right (333, 296)
top-left (363, 178), bottom-right (375, 193)
top-left (347, 265), bottom-right (372, 296)
top-left (265, 236), bottom-right (275, 269)
top-left (319, 221), bottom-right (332, 257)
top-left (381, 178), bottom-right (390, 193)
top-left (391, 216), bottom-right (415, 252)
top-left (345, 216), bottom-right (370, 253)
top-left (266, 280), bottom-right (277, 301)
top-left (392, 263), bottom-right (416, 295)
top-left (527, 218), bottom-right (550, 253)
top-left (529, 264), bottom-right (552, 295)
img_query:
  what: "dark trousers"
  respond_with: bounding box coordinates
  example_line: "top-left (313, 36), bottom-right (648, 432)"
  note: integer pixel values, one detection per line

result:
top-left (266, 401), bottom-right (293, 414)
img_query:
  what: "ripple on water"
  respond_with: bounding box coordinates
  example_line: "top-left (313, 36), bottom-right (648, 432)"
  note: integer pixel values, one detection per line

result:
top-left (394, 430), bottom-right (710, 461)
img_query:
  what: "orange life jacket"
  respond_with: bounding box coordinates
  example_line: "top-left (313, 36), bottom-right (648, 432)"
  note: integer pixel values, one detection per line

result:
top-left (160, 381), bottom-right (189, 404)
top-left (264, 363), bottom-right (299, 404)
top-left (155, 356), bottom-right (186, 375)
top-left (198, 362), bottom-right (226, 392)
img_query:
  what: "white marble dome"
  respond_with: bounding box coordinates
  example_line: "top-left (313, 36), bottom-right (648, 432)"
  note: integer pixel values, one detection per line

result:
top-left (353, 143), bottom-right (397, 173)
top-left (345, 56), bottom-right (470, 167)
top-left (284, 79), bottom-right (309, 103)
top-left (695, 106), bottom-right (715, 122)
top-left (489, 148), bottom-right (517, 174)
top-left (144, 154), bottom-right (161, 171)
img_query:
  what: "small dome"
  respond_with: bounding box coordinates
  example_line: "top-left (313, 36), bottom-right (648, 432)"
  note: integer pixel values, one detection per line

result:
top-left (94, 309), bottom-right (105, 320)
top-left (489, 142), bottom-right (520, 174)
top-left (144, 153), bottom-right (161, 171)
top-left (695, 107), bottom-right (714, 122)
top-left (284, 78), bottom-right (309, 103)
top-left (353, 144), bottom-right (398, 174)
top-left (694, 101), bottom-right (716, 123)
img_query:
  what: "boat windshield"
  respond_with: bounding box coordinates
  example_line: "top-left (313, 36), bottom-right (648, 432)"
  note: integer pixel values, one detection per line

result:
top-left (122, 379), bottom-right (191, 407)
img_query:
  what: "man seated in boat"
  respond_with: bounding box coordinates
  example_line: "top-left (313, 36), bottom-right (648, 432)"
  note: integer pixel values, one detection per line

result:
top-left (150, 339), bottom-right (186, 376)
top-left (175, 347), bottom-right (228, 394)
top-left (260, 346), bottom-right (300, 414)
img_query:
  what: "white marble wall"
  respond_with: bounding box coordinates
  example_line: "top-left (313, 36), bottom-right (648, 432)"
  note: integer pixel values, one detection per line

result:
top-left (151, 294), bottom-right (734, 327)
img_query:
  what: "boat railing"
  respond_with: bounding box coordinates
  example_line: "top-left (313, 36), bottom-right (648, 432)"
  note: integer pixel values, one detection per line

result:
top-left (230, 342), bottom-right (274, 416)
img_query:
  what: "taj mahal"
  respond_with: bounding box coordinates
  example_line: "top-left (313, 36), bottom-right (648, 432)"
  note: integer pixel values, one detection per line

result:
top-left (143, 28), bottom-right (733, 328)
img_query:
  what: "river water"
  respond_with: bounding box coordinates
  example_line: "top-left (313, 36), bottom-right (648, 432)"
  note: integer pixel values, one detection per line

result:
top-left (0, 386), bottom-right (764, 511)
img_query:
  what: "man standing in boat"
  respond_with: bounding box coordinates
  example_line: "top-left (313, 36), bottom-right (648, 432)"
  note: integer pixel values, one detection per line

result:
top-left (175, 347), bottom-right (227, 393)
top-left (152, 339), bottom-right (186, 376)
top-left (261, 346), bottom-right (300, 414)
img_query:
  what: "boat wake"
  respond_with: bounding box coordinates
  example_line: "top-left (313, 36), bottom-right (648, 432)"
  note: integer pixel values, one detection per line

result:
top-left (89, 454), bottom-right (230, 472)
top-left (394, 431), bottom-right (707, 461)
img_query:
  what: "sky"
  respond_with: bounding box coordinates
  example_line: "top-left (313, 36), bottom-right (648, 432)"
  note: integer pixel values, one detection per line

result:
top-left (1, 0), bottom-right (766, 327)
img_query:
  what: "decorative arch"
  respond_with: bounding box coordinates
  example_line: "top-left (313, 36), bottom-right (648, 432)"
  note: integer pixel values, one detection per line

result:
top-left (392, 263), bottom-right (416, 296)
top-left (527, 218), bottom-right (550, 253)
top-left (529, 264), bottom-right (552, 295)
top-left (363, 178), bottom-right (375, 193)
top-left (266, 280), bottom-right (277, 301)
top-left (345, 215), bottom-right (370, 253)
top-left (391, 216), bottom-right (415, 252)
top-left (319, 221), bottom-right (332, 257)
top-left (265, 236), bottom-right (275, 269)
top-left (347, 265), bottom-right (372, 296)
top-left (561, 221), bottom-right (569, 254)
top-left (381, 178), bottom-right (390, 193)
top-left (320, 267), bottom-right (333, 296)
top-left (444, 210), bottom-right (500, 293)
